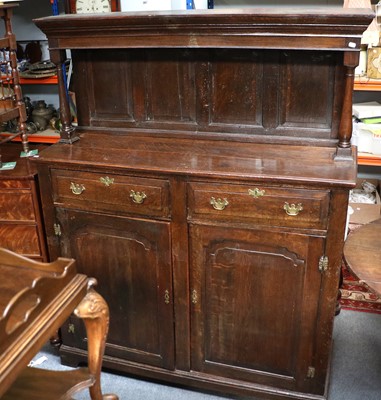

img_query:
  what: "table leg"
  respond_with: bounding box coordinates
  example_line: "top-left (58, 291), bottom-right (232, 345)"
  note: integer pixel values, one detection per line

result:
top-left (74, 278), bottom-right (119, 400)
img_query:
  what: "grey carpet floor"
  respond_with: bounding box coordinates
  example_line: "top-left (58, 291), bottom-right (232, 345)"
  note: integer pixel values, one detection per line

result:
top-left (33, 309), bottom-right (381, 400)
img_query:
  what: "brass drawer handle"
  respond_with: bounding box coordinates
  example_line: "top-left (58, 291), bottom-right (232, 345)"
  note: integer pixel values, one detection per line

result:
top-left (70, 182), bottom-right (85, 195)
top-left (210, 197), bottom-right (229, 211)
top-left (100, 176), bottom-right (114, 186)
top-left (130, 190), bottom-right (147, 204)
top-left (248, 188), bottom-right (265, 198)
top-left (284, 202), bottom-right (303, 216)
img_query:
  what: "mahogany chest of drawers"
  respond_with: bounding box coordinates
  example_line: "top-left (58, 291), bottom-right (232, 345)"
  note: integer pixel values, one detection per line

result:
top-left (0, 144), bottom-right (47, 261)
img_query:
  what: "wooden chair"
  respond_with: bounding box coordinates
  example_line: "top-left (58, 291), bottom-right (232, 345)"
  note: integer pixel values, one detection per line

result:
top-left (0, 247), bottom-right (118, 400)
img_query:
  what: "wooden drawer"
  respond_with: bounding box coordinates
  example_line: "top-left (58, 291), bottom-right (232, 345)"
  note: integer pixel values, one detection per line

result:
top-left (0, 191), bottom-right (35, 222)
top-left (51, 169), bottom-right (170, 218)
top-left (188, 182), bottom-right (330, 230)
top-left (0, 224), bottom-right (41, 256)
top-left (0, 180), bottom-right (31, 190)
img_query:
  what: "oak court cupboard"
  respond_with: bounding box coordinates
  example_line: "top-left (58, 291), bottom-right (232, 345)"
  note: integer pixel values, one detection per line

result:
top-left (32, 8), bottom-right (373, 400)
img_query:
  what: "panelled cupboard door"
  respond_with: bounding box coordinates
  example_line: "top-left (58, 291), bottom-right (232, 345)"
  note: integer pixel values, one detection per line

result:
top-left (189, 225), bottom-right (325, 394)
top-left (55, 208), bottom-right (175, 370)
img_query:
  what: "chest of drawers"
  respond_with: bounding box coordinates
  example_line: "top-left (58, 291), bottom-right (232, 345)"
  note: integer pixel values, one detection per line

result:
top-left (33, 8), bottom-right (373, 400)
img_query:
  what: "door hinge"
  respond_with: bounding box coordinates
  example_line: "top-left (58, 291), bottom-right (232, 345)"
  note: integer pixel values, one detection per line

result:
top-left (307, 366), bottom-right (315, 379)
top-left (318, 255), bottom-right (328, 272)
top-left (53, 223), bottom-right (62, 237)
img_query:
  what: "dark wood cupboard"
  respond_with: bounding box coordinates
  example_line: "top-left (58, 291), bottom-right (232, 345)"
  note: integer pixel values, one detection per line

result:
top-left (33, 8), bottom-right (373, 400)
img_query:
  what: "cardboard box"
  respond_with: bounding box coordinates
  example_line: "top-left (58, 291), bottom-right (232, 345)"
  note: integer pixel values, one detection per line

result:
top-left (367, 47), bottom-right (381, 79)
top-left (349, 179), bottom-right (381, 224)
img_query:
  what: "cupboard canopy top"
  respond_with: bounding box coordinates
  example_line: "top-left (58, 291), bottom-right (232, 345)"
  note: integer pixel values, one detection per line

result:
top-left (34, 8), bottom-right (374, 51)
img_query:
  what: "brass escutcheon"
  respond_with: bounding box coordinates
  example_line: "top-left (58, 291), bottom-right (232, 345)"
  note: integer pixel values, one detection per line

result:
top-left (191, 289), bottom-right (198, 304)
top-left (100, 176), bottom-right (114, 186)
top-left (53, 223), bottom-right (61, 237)
top-left (68, 323), bottom-right (75, 334)
top-left (210, 197), bottom-right (229, 211)
top-left (130, 190), bottom-right (147, 204)
top-left (283, 202), bottom-right (303, 216)
top-left (248, 188), bottom-right (265, 198)
top-left (164, 290), bottom-right (170, 304)
top-left (70, 182), bottom-right (85, 195)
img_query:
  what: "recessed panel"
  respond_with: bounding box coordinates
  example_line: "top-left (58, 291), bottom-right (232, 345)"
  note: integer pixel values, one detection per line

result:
top-left (279, 51), bottom-right (335, 130)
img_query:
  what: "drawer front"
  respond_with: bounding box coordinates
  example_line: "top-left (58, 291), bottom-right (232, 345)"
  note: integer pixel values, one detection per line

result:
top-left (0, 179), bottom-right (31, 190)
top-left (0, 224), bottom-right (41, 256)
top-left (51, 169), bottom-right (170, 218)
top-left (0, 190), bottom-right (35, 221)
top-left (188, 182), bottom-right (330, 229)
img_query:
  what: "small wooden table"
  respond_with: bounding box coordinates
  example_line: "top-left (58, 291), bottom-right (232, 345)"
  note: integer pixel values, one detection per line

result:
top-left (0, 247), bottom-right (118, 400)
top-left (344, 218), bottom-right (381, 297)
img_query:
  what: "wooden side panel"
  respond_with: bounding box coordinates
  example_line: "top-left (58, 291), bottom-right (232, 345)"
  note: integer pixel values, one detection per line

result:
top-left (90, 52), bottom-right (134, 122)
top-left (278, 51), bottom-right (336, 135)
top-left (143, 50), bottom-right (196, 124)
top-left (208, 50), bottom-right (263, 128)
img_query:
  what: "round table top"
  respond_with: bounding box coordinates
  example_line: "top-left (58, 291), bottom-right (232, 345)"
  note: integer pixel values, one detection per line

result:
top-left (344, 218), bottom-right (381, 297)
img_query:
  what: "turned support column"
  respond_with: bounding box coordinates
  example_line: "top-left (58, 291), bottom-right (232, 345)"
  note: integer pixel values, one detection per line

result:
top-left (335, 51), bottom-right (359, 160)
top-left (50, 48), bottom-right (79, 144)
top-left (74, 278), bottom-right (118, 400)
top-left (3, 8), bottom-right (28, 154)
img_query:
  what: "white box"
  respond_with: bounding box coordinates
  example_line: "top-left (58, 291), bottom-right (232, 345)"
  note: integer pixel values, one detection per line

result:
top-left (121, 0), bottom-right (209, 12)
top-left (121, 0), bottom-right (172, 11)
top-left (353, 101), bottom-right (381, 119)
top-left (171, 0), bottom-right (208, 9)
top-left (353, 121), bottom-right (375, 153)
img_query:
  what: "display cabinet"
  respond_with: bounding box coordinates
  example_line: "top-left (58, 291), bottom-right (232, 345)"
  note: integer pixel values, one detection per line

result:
top-left (33, 8), bottom-right (373, 400)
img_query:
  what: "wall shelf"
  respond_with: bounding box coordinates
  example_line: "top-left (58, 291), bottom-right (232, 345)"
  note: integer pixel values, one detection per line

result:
top-left (1, 129), bottom-right (60, 144)
top-left (354, 77), bottom-right (381, 91)
top-left (358, 152), bottom-right (381, 166)
top-left (20, 75), bottom-right (58, 85)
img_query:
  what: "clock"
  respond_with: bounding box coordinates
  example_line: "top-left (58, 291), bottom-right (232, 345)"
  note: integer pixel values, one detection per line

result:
top-left (65, 0), bottom-right (120, 14)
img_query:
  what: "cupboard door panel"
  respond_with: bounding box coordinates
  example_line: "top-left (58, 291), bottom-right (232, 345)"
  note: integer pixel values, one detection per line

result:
top-left (190, 224), bottom-right (325, 393)
top-left (57, 209), bottom-right (174, 370)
